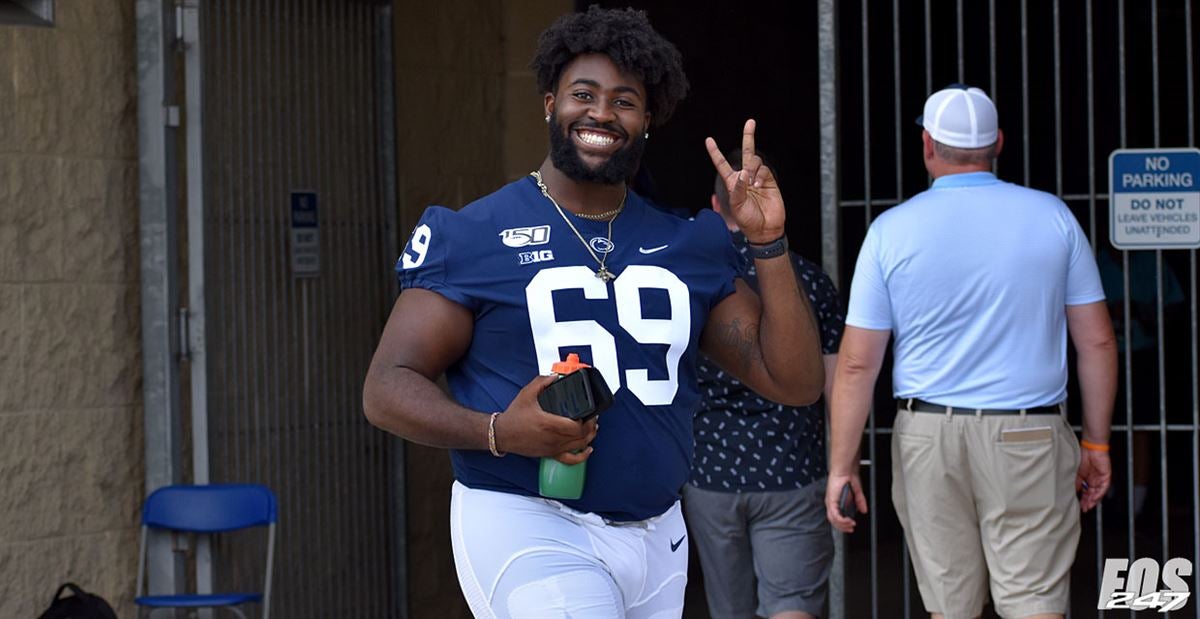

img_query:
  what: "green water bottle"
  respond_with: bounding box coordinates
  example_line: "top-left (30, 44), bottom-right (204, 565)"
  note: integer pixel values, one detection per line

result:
top-left (539, 453), bottom-right (588, 500)
top-left (538, 355), bottom-right (590, 500)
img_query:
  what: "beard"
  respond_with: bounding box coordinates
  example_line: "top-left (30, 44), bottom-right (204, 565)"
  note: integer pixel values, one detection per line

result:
top-left (548, 113), bottom-right (647, 185)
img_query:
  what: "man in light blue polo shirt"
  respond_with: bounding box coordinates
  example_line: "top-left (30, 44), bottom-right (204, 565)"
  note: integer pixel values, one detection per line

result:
top-left (824, 85), bottom-right (1116, 619)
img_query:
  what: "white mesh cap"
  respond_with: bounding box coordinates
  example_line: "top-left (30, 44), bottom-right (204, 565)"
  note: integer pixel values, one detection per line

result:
top-left (918, 85), bottom-right (998, 148)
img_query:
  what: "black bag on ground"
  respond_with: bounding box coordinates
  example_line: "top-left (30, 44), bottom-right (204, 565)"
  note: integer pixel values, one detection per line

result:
top-left (37, 583), bottom-right (117, 619)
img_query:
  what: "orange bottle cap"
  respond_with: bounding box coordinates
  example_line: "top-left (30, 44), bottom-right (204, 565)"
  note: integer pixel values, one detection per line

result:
top-left (551, 353), bottom-right (590, 374)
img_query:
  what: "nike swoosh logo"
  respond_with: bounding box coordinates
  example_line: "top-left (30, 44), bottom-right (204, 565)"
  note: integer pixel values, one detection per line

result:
top-left (670, 535), bottom-right (686, 552)
top-left (639, 244), bottom-right (669, 254)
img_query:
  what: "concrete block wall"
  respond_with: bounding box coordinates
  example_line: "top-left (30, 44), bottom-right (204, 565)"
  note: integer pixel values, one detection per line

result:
top-left (392, 0), bottom-right (567, 615)
top-left (0, 2), bottom-right (142, 616)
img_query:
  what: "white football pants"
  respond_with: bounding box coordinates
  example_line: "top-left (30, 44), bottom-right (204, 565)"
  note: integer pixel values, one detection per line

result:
top-left (450, 481), bottom-right (689, 619)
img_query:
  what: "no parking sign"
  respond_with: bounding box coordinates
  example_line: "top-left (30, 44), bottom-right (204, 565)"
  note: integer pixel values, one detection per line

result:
top-left (1109, 148), bottom-right (1200, 249)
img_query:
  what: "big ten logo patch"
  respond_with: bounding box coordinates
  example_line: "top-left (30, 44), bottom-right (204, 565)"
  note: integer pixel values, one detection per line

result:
top-left (501, 225), bottom-right (551, 248)
top-left (519, 250), bottom-right (555, 265)
top-left (1098, 558), bottom-right (1192, 612)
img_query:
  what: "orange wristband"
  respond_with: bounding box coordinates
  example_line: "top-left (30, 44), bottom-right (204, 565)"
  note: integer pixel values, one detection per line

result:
top-left (1080, 439), bottom-right (1109, 452)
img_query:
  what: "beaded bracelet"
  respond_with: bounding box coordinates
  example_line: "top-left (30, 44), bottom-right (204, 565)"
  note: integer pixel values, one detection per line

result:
top-left (488, 412), bottom-right (506, 457)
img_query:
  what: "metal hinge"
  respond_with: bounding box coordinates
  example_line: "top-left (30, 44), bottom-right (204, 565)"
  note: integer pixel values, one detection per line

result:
top-left (174, 1), bottom-right (187, 42)
top-left (175, 0), bottom-right (199, 47)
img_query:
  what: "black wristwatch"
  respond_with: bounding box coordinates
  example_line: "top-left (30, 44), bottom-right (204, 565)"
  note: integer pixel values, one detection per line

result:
top-left (748, 235), bottom-right (788, 260)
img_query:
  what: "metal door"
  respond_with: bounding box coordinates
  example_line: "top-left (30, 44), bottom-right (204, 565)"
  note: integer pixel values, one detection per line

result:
top-left (819, 1), bottom-right (1199, 616)
top-left (182, 1), bottom-right (401, 616)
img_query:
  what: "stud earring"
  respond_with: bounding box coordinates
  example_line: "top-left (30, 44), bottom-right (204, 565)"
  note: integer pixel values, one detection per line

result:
top-left (644, 132), bottom-right (650, 140)
top-left (545, 114), bottom-right (551, 123)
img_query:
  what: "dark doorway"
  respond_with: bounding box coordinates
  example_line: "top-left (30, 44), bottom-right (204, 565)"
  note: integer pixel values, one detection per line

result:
top-left (590, 1), bottom-right (824, 262)
top-left (588, 2), bottom-right (825, 617)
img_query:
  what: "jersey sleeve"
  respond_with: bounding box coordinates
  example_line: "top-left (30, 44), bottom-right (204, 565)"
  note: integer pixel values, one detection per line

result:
top-left (395, 206), bottom-right (480, 310)
top-left (845, 225), bottom-right (894, 330)
top-left (693, 209), bottom-right (741, 309)
top-left (1062, 208), bottom-right (1106, 306)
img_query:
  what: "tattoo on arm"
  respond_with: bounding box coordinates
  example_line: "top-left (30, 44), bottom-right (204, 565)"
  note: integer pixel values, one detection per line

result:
top-left (719, 317), bottom-right (763, 371)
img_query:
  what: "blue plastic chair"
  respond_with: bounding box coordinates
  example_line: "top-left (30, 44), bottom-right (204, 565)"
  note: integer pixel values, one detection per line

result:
top-left (135, 484), bottom-right (277, 619)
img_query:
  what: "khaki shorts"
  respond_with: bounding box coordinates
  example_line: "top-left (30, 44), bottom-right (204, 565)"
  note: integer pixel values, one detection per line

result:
top-left (891, 407), bottom-right (1081, 619)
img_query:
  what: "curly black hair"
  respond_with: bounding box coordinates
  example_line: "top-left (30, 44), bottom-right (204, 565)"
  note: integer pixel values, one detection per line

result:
top-left (531, 5), bottom-right (689, 127)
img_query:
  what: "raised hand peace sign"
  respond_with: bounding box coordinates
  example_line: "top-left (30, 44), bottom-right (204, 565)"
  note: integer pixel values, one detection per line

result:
top-left (705, 119), bottom-right (787, 244)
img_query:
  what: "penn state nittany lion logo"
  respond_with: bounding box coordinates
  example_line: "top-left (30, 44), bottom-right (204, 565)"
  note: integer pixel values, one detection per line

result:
top-left (589, 237), bottom-right (615, 254)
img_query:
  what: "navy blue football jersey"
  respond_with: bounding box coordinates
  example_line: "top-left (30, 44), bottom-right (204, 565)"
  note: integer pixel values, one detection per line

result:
top-left (396, 176), bottom-right (740, 521)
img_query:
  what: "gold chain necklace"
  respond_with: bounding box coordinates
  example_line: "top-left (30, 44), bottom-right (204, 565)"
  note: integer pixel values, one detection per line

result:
top-left (573, 202), bottom-right (626, 221)
top-left (530, 171), bottom-right (626, 282)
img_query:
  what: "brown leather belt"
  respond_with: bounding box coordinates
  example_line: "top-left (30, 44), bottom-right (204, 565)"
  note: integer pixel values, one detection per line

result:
top-left (898, 398), bottom-right (1062, 416)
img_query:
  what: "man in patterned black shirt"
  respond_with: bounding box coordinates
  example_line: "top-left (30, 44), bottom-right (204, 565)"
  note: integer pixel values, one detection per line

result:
top-left (682, 152), bottom-right (844, 619)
